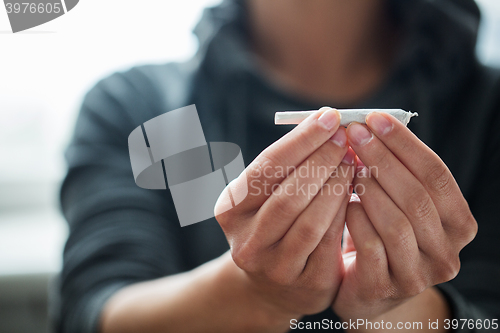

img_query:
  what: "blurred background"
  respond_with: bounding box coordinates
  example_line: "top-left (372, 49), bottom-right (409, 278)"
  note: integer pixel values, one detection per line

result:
top-left (0, 0), bottom-right (499, 332)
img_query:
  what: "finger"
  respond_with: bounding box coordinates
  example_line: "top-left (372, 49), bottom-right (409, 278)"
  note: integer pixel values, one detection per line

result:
top-left (220, 108), bottom-right (341, 215)
top-left (254, 128), bottom-right (349, 244)
top-left (345, 197), bottom-right (391, 289)
top-left (365, 112), bottom-right (474, 234)
top-left (354, 166), bottom-right (424, 283)
top-left (280, 152), bottom-right (356, 266)
top-left (347, 122), bottom-right (445, 250)
top-left (299, 186), bottom-right (352, 290)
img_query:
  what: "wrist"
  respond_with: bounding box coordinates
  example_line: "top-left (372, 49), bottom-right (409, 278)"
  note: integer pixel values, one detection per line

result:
top-left (216, 252), bottom-right (301, 331)
top-left (337, 287), bottom-right (451, 333)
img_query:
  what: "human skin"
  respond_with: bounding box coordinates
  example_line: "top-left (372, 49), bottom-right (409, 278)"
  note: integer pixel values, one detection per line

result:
top-left (100, 1), bottom-right (477, 332)
top-left (333, 112), bottom-right (477, 331)
top-left (102, 110), bottom-right (355, 332)
top-left (101, 111), bottom-right (476, 333)
top-left (248, 0), bottom-right (399, 104)
top-left (215, 109), bottom-right (353, 318)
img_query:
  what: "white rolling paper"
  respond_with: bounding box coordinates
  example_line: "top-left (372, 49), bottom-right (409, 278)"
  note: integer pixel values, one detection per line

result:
top-left (275, 108), bottom-right (418, 126)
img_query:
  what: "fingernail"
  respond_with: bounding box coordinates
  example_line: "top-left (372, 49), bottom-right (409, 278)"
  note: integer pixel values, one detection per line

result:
top-left (330, 128), bottom-right (347, 147)
top-left (366, 112), bottom-right (393, 136)
top-left (348, 123), bottom-right (373, 146)
top-left (318, 109), bottom-right (340, 131)
top-left (342, 148), bottom-right (355, 165)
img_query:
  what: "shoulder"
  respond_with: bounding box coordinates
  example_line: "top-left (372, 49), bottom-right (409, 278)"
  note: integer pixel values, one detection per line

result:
top-left (67, 61), bottom-right (200, 165)
top-left (82, 61), bottom-right (197, 129)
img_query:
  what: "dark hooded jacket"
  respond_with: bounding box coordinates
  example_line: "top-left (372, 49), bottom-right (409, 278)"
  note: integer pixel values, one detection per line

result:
top-left (54, 0), bottom-right (500, 332)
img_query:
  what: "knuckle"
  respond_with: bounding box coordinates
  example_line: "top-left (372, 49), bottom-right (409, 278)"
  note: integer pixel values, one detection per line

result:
top-left (216, 218), bottom-right (237, 240)
top-left (435, 254), bottom-right (461, 283)
top-left (214, 199), bottom-right (237, 229)
top-left (248, 155), bottom-right (277, 183)
top-left (290, 128), bottom-right (320, 158)
top-left (215, 198), bottom-right (253, 234)
top-left (231, 242), bottom-right (259, 273)
top-left (370, 148), bottom-right (391, 172)
top-left (272, 191), bottom-right (303, 219)
top-left (453, 209), bottom-right (478, 246)
top-left (359, 238), bottom-right (385, 258)
top-left (461, 212), bottom-right (478, 244)
top-left (466, 217), bottom-right (478, 244)
top-left (296, 223), bottom-right (323, 245)
top-left (386, 222), bottom-right (414, 246)
top-left (406, 190), bottom-right (435, 222)
top-left (398, 135), bottom-right (413, 154)
top-left (316, 146), bottom-right (342, 170)
top-left (318, 227), bottom-right (341, 248)
top-left (214, 208), bottom-right (229, 227)
top-left (425, 162), bottom-right (453, 197)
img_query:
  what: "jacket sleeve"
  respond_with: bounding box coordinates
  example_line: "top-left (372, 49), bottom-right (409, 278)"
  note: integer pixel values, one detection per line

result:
top-left (55, 67), bottom-right (186, 333)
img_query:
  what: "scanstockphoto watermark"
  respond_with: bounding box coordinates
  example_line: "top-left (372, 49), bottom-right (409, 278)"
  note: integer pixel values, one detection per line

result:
top-left (128, 105), bottom-right (248, 227)
top-left (247, 161), bottom-right (378, 198)
top-left (290, 318), bottom-right (423, 330)
top-left (290, 318), bottom-right (499, 331)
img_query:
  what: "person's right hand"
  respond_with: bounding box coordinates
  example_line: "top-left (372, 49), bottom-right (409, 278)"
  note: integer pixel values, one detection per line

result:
top-left (214, 108), bottom-right (356, 318)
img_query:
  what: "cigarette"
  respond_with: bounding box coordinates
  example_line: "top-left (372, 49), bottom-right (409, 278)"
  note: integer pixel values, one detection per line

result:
top-left (275, 108), bottom-right (418, 126)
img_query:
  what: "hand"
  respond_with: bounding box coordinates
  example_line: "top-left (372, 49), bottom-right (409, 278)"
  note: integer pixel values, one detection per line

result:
top-left (333, 112), bottom-right (478, 321)
top-left (215, 108), bottom-right (356, 318)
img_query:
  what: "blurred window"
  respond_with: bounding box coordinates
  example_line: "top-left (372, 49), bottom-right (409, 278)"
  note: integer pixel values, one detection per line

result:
top-left (0, 0), bottom-right (222, 275)
top-left (0, 0), bottom-right (498, 275)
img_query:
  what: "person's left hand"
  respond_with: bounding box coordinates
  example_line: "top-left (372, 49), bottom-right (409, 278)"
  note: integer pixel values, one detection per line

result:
top-left (332, 112), bottom-right (478, 321)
